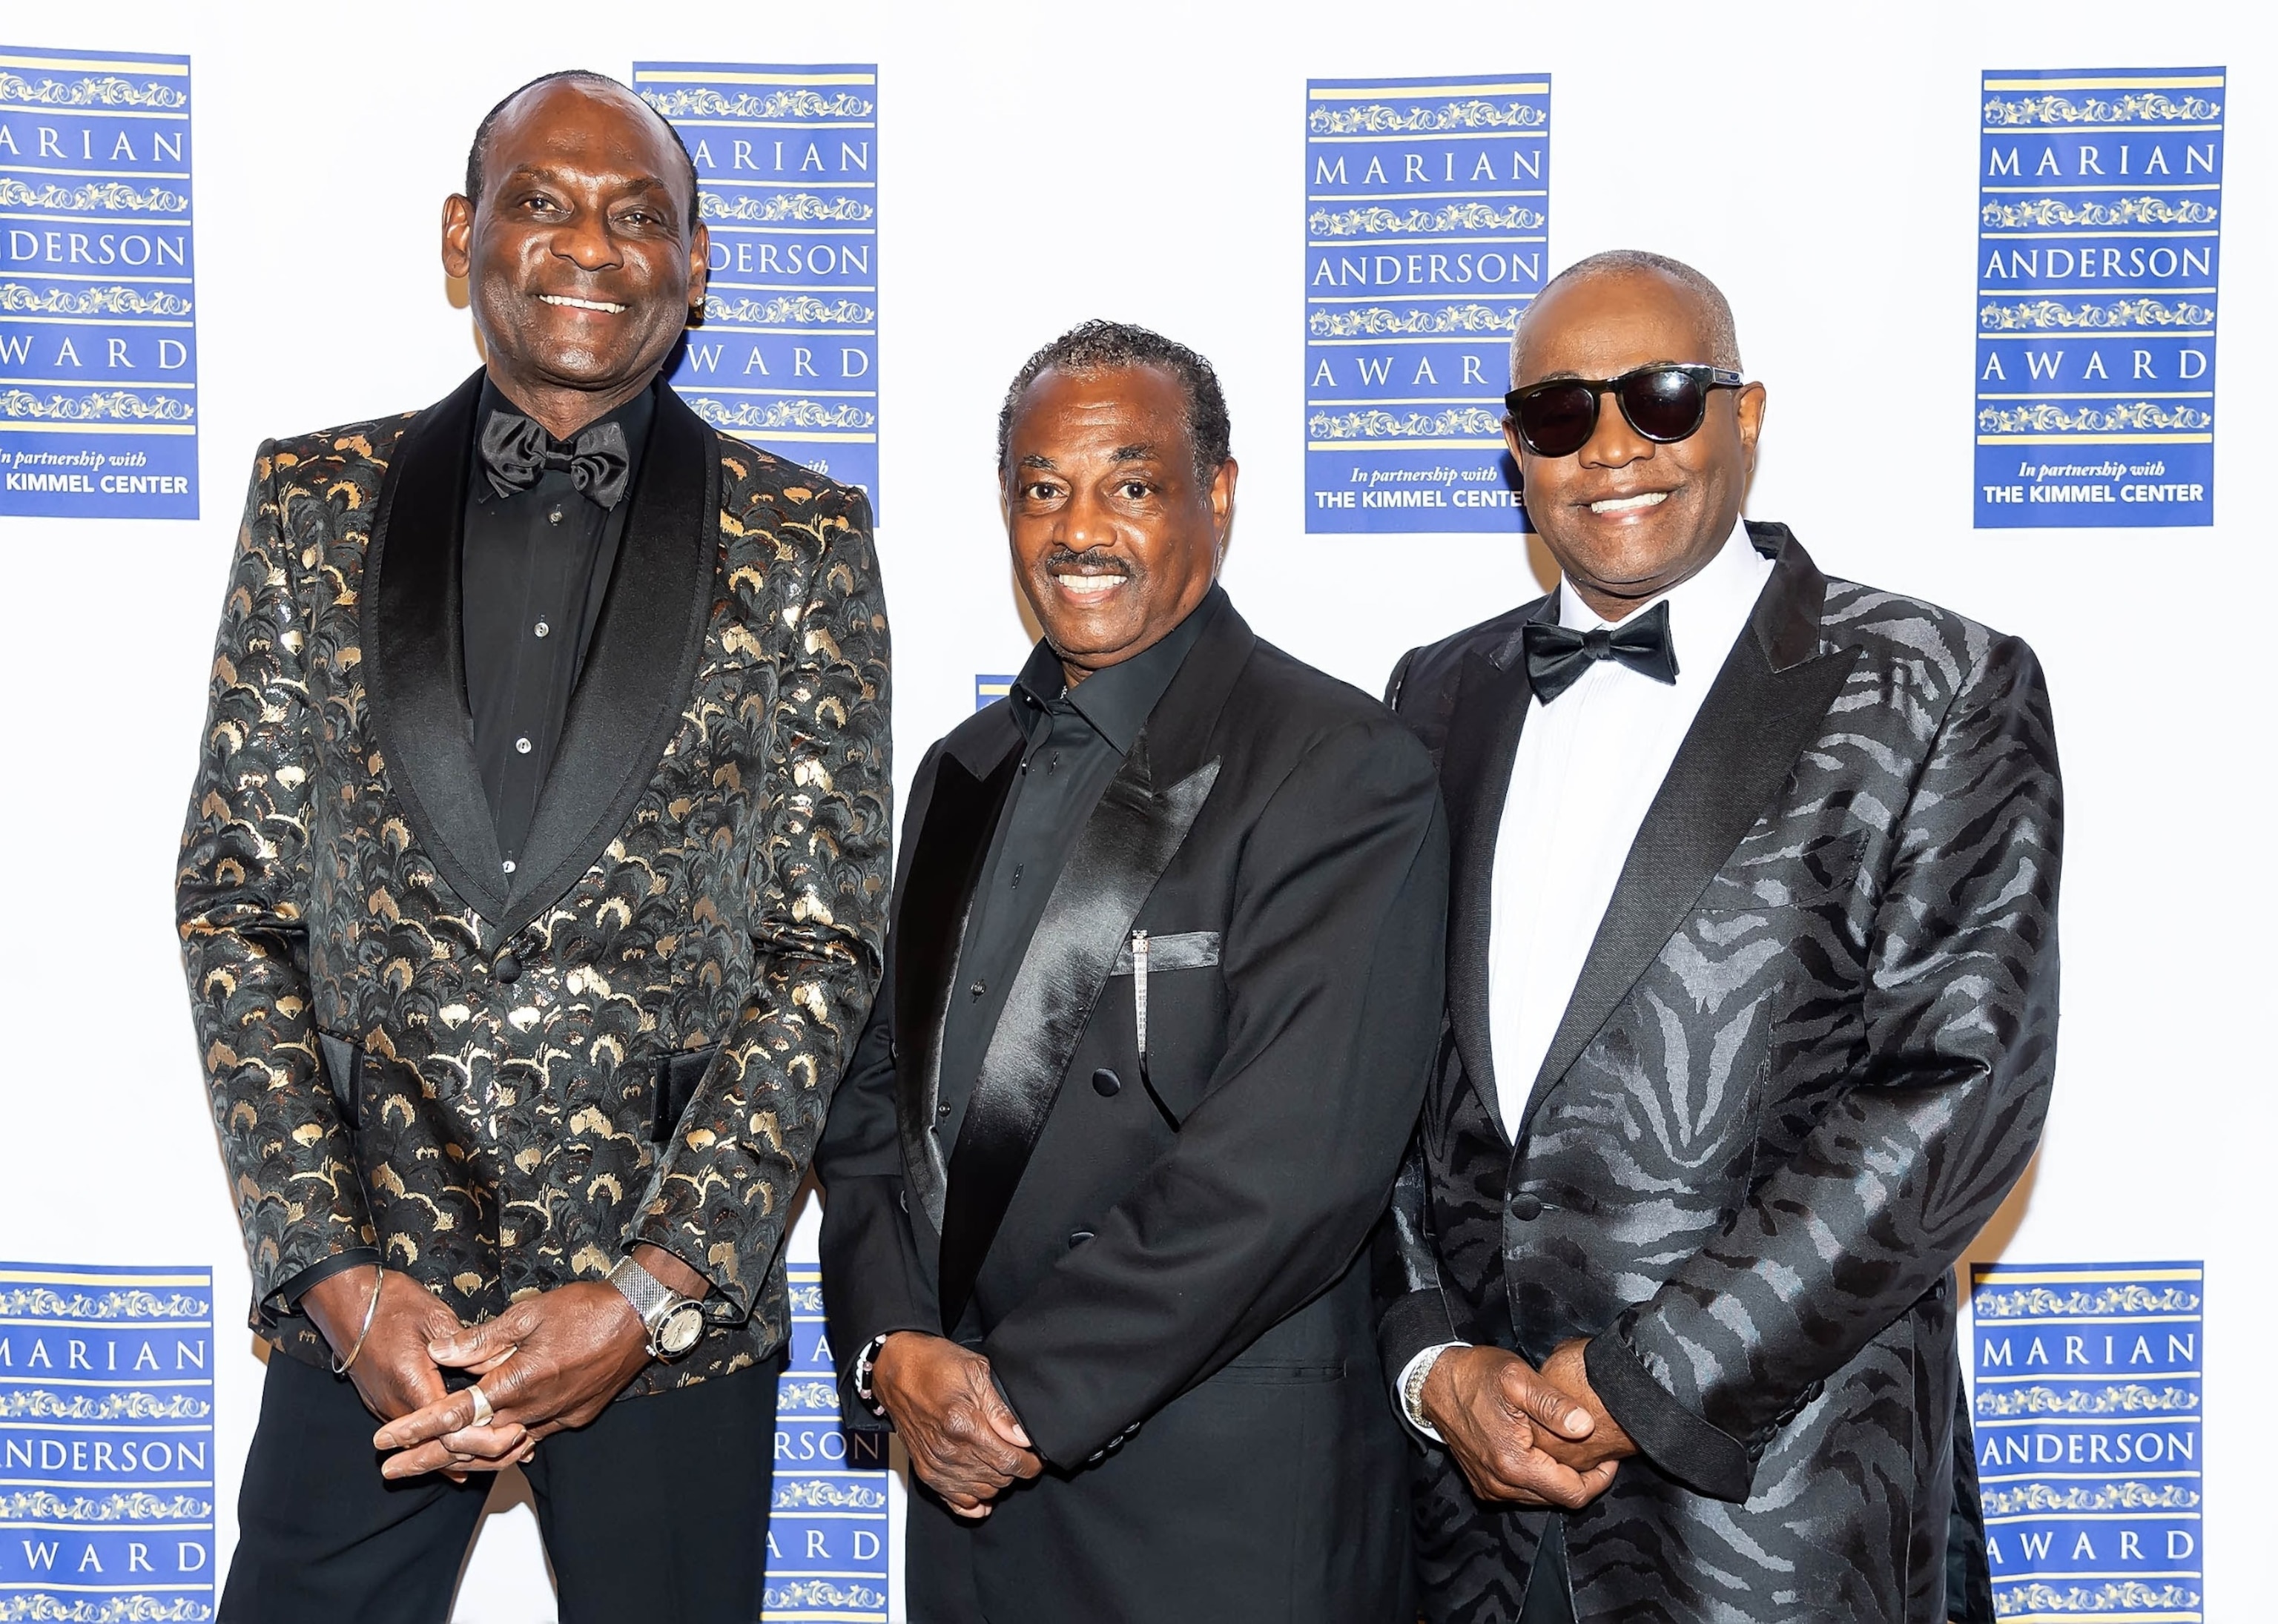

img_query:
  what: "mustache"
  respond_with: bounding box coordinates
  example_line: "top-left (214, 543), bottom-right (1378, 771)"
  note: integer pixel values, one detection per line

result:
top-left (1041, 548), bottom-right (1133, 575)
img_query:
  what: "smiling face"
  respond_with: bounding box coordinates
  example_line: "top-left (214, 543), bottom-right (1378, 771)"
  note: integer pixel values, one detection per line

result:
top-left (1001, 363), bottom-right (1234, 686)
top-left (1507, 268), bottom-right (1766, 621)
top-left (442, 79), bottom-right (707, 438)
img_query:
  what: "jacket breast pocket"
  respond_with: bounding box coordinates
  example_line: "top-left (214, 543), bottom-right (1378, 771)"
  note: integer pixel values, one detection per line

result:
top-left (1110, 930), bottom-right (1221, 974)
top-left (1697, 829), bottom-right (1868, 916)
top-left (1105, 931), bottom-right (1224, 1127)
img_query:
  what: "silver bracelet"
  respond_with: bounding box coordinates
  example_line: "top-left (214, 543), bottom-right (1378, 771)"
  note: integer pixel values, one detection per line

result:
top-left (330, 1264), bottom-right (385, 1376)
top-left (852, 1333), bottom-right (890, 1415)
top-left (1404, 1344), bottom-right (1458, 1434)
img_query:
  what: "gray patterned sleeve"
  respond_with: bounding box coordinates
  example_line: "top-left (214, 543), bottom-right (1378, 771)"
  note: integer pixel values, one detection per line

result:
top-left (630, 479), bottom-right (893, 1318)
top-left (1590, 630), bottom-right (2063, 1500)
top-left (176, 445), bottom-right (374, 1317)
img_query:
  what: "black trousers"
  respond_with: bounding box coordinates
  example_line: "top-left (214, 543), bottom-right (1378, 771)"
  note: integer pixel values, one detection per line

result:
top-left (222, 1347), bottom-right (782, 1624)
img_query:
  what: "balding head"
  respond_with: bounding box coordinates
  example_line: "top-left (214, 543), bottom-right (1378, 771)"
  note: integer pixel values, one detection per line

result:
top-left (1513, 249), bottom-right (1740, 385)
top-left (466, 70), bottom-right (700, 232)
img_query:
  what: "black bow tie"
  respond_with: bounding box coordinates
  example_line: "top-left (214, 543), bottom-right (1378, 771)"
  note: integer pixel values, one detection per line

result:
top-left (1522, 600), bottom-right (1680, 702)
top-left (478, 410), bottom-right (632, 509)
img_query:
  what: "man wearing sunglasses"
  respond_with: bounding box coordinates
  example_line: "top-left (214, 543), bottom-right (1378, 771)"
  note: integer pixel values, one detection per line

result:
top-left (1377, 250), bottom-right (2061, 1624)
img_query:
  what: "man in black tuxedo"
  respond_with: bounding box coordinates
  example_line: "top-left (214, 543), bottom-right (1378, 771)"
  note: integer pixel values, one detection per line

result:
top-left (1379, 251), bottom-right (2059, 1623)
top-left (816, 320), bottom-right (1450, 1622)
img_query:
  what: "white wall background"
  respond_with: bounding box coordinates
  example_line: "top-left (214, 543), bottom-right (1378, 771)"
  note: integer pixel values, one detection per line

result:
top-left (0, 3), bottom-right (2267, 1618)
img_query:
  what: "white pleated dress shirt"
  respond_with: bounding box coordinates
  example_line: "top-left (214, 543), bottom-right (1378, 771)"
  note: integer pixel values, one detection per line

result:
top-left (1397, 518), bottom-right (1773, 1434)
top-left (1485, 518), bottom-right (1772, 1131)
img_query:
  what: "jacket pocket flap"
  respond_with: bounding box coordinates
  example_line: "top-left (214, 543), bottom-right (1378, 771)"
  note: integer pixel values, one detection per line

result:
top-left (317, 1033), bottom-right (360, 1128)
top-left (653, 1044), bottom-right (723, 1143)
top-left (1110, 930), bottom-right (1221, 975)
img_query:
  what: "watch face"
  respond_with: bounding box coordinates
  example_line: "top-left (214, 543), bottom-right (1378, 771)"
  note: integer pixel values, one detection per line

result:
top-left (658, 1303), bottom-right (706, 1357)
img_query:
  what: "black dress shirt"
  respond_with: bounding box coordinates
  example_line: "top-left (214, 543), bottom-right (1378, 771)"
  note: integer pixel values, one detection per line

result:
top-left (933, 590), bottom-right (1224, 1151)
top-left (460, 377), bottom-right (656, 877)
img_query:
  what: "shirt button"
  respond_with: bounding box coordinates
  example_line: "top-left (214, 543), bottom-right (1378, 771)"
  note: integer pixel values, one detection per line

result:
top-left (549, 506), bottom-right (564, 526)
top-left (534, 621), bottom-right (551, 638)
top-left (501, 859), bottom-right (518, 875)
top-left (515, 736), bottom-right (533, 755)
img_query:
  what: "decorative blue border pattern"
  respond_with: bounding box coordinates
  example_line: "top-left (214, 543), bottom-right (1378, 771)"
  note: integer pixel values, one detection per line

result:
top-left (763, 1267), bottom-right (888, 1623)
top-left (0, 1262), bottom-right (215, 1621)
top-left (635, 62), bottom-right (880, 515)
top-left (1970, 1261), bottom-right (2204, 1621)
top-left (1304, 73), bottom-right (1546, 535)
top-left (0, 44), bottom-right (198, 519)
top-left (1975, 67), bottom-right (2222, 528)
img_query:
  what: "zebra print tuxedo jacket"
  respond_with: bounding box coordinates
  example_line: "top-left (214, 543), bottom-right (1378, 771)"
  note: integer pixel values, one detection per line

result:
top-left (1379, 524), bottom-right (2060, 1623)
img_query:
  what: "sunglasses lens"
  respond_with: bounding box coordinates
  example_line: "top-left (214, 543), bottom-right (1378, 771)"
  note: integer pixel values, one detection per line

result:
top-left (1515, 384), bottom-right (1597, 458)
top-left (1619, 368), bottom-right (1706, 442)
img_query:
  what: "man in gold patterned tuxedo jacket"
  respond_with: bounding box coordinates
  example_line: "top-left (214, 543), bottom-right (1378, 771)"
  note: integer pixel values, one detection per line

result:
top-left (174, 73), bottom-right (888, 1624)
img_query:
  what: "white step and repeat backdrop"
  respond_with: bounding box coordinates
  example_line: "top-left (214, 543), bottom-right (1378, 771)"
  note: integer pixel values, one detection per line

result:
top-left (0, 3), bottom-right (2268, 1620)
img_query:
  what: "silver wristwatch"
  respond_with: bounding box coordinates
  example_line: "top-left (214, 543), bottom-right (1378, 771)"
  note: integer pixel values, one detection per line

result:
top-left (607, 1255), bottom-right (707, 1361)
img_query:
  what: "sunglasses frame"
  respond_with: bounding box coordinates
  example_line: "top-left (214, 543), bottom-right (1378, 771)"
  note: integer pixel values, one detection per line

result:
top-left (1502, 363), bottom-right (1748, 458)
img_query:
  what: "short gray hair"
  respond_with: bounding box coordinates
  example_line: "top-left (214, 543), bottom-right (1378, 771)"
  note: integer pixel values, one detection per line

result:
top-left (997, 320), bottom-right (1232, 483)
top-left (1513, 248), bottom-right (1742, 381)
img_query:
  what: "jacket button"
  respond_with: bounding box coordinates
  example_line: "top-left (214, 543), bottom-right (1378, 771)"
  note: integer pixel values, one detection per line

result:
top-left (1092, 1069), bottom-right (1121, 1097)
top-left (1508, 1192), bottom-right (1544, 1221)
top-left (491, 951), bottom-right (522, 984)
top-left (1068, 1230), bottom-right (1095, 1249)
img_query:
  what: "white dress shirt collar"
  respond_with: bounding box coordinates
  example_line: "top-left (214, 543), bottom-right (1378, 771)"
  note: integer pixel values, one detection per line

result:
top-left (1556, 514), bottom-right (1769, 643)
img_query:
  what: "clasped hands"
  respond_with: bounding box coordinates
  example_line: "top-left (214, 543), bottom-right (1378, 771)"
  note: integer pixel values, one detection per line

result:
top-left (302, 1245), bottom-right (701, 1482)
top-left (871, 1333), bottom-right (1042, 1518)
top-left (1419, 1338), bottom-right (1634, 1510)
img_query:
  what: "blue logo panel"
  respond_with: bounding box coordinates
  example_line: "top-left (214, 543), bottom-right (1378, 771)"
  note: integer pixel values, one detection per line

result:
top-left (0, 45), bottom-right (197, 519)
top-left (0, 1262), bottom-right (216, 1620)
top-left (765, 1266), bottom-right (888, 1623)
top-left (974, 673), bottom-right (1014, 711)
top-left (1972, 1261), bottom-right (2203, 1622)
top-left (1304, 74), bottom-right (1546, 535)
top-left (1975, 69), bottom-right (2223, 527)
top-left (635, 64), bottom-right (879, 514)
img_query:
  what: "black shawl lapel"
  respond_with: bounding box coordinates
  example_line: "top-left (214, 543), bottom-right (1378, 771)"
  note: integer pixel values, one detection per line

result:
top-left (1437, 593), bottom-right (1559, 1140)
top-left (933, 602), bottom-right (1252, 1332)
top-left (1513, 532), bottom-right (1862, 1146)
top-left (894, 716), bottom-right (1023, 1236)
top-left (502, 384), bottom-right (719, 940)
top-left (363, 369), bottom-right (507, 920)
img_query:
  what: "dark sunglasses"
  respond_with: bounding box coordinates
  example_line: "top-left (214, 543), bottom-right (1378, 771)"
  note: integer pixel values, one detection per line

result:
top-left (1503, 363), bottom-right (1747, 459)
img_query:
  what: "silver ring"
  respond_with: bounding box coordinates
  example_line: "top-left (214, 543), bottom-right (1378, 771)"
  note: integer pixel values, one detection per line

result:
top-left (467, 1385), bottom-right (494, 1427)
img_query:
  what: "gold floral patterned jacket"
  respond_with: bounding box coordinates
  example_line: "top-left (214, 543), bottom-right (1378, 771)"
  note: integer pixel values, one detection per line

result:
top-left (176, 370), bottom-right (890, 1394)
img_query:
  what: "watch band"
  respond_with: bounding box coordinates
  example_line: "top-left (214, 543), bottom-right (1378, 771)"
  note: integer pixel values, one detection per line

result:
top-left (606, 1255), bottom-right (700, 1359)
top-left (1404, 1342), bottom-right (1463, 1441)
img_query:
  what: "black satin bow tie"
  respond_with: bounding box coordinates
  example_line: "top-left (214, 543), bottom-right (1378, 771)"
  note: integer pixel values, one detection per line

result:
top-left (1522, 600), bottom-right (1680, 702)
top-left (478, 410), bottom-right (631, 509)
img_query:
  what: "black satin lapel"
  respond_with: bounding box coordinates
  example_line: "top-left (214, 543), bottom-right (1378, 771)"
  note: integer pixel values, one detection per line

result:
top-left (1514, 629), bottom-right (1863, 1146)
top-left (1438, 613), bottom-right (1548, 1139)
top-left (502, 385), bottom-right (717, 940)
top-left (935, 744), bottom-right (1222, 1332)
top-left (362, 369), bottom-right (506, 919)
top-left (894, 731), bottom-right (1021, 1235)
